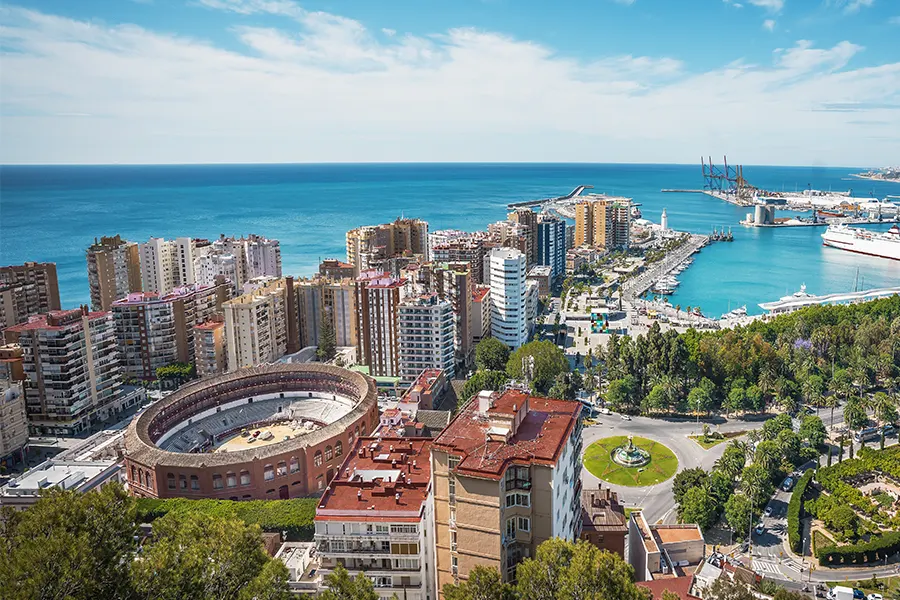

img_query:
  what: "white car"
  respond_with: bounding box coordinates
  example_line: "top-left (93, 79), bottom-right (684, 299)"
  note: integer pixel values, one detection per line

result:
top-left (867, 594), bottom-right (883, 600)
top-left (621, 414), bottom-right (632, 421)
top-left (764, 506), bottom-right (772, 517)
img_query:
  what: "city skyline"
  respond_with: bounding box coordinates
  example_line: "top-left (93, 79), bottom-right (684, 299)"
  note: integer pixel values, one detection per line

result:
top-left (1, 0), bottom-right (898, 166)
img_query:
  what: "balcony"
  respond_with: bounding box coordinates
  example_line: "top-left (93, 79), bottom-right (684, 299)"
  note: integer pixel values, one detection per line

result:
top-left (504, 478), bottom-right (532, 492)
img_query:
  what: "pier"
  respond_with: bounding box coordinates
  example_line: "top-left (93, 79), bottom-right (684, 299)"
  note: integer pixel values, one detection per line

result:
top-left (506, 185), bottom-right (594, 209)
top-left (660, 189), bottom-right (705, 194)
top-left (741, 216), bottom-right (900, 228)
top-left (622, 233), bottom-right (709, 300)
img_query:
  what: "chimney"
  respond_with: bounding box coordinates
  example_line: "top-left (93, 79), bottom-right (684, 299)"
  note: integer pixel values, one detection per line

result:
top-left (392, 459), bottom-right (397, 468)
top-left (395, 493), bottom-right (401, 504)
top-left (357, 490), bottom-right (363, 501)
top-left (590, 493), bottom-right (596, 507)
top-left (412, 460), bottom-right (417, 469)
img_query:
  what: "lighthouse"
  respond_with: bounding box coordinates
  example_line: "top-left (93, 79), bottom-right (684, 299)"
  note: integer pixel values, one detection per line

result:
top-left (661, 208), bottom-right (668, 231)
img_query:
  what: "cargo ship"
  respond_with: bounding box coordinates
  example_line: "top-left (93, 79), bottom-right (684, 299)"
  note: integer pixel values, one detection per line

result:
top-left (821, 224), bottom-right (900, 261)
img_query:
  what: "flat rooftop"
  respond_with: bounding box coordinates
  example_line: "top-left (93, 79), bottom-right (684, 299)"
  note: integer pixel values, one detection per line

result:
top-left (1, 459), bottom-right (116, 497)
top-left (654, 526), bottom-right (704, 545)
top-left (316, 436), bottom-right (432, 522)
top-left (432, 389), bottom-right (579, 480)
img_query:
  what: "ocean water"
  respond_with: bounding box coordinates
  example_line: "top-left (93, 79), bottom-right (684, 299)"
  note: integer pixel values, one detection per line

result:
top-left (1, 163), bottom-right (898, 317)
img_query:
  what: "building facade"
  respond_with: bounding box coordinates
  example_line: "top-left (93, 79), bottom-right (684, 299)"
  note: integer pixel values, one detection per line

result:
top-left (0, 380), bottom-right (28, 466)
top-left (223, 277), bottom-right (300, 371)
top-left (398, 294), bottom-right (455, 386)
top-left (430, 234), bottom-right (491, 284)
top-left (431, 390), bottom-right (583, 595)
top-left (579, 487), bottom-right (627, 558)
top-left (296, 276), bottom-right (358, 349)
top-left (193, 318), bottom-right (227, 378)
top-left (355, 271), bottom-right (405, 378)
top-left (573, 197), bottom-right (632, 250)
top-left (86, 235), bottom-right (143, 311)
top-left (0, 262), bottom-right (61, 331)
top-left (507, 209), bottom-right (538, 266)
top-left (4, 308), bottom-right (129, 436)
top-left (111, 282), bottom-right (230, 379)
top-left (347, 218), bottom-right (429, 275)
top-left (486, 248), bottom-right (527, 350)
top-left (471, 287), bottom-right (491, 343)
top-left (536, 215), bottom-right (566, 282)
top-left (315, 436), bottom-right (436, 600)
top-left (419, 262), bottom-right (474, 371)
top-left (628, 511), bottom-right (705, 583)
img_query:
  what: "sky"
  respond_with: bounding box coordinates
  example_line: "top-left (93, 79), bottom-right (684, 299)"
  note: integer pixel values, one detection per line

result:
top-left (0, 0), bottom-right (898, 166)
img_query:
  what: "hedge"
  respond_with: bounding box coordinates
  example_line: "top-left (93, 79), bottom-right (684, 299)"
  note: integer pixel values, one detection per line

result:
top-left (815, 445), bottom-right (900, 520)
top-left (817, 531), bottom-right (900, 566)
top-left (787, 470), bottom-right (813, 554)
top-left (136, 497), bottom-right (318, 541)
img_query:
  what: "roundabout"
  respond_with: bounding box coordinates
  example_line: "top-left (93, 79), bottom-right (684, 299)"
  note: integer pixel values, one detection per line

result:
top-left (582, 435), bottom-right (678, 487)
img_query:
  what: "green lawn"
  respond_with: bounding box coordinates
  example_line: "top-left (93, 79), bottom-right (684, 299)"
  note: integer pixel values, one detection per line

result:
top-left (812, 529), bottom-right (835, 557)
top-left (582, 436), bottom-right (679, 487)
top-left (688, 430), bottom-right (748, 450)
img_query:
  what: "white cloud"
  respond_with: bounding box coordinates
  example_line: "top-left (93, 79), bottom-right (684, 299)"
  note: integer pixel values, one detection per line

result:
top-left (382, 28), bottom-right (396, 37)
top-left (748, 0), bottom-right (784, 12)
top-left (890, 16), bottom-right (900, 24)
top-left (829, 0), bottom-right (875, 14)
top-left (763, 19), bottom-right (776, 31)
top-left (0, 5), bottom-right (897, 166)
top-left (722, 0), bottom-right (744, 7)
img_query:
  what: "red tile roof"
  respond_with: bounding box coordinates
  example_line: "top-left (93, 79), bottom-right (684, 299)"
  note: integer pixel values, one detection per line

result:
top-left (5, 309), bottom-right (108, 332)
top-left (432, 390), bottom-right (580, 480)
top-left (472, 286), bottom-right (490, 302)
top-left (636, 576), bottom-right (699, 599)
top-left (194, 320), bottom-right (225, 331)
top-left (316, 436), bottom-right (432, 522)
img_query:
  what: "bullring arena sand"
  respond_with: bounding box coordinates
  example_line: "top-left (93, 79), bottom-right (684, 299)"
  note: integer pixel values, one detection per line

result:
top-left (214, 423), bottom-right (317, 453)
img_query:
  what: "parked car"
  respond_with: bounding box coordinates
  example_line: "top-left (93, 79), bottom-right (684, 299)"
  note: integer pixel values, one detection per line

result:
top-left (782, 476), bottom-right (795, 492)
top-left (764, 506), bottom-right (773, 517)
top-left (621, 414), bottom-right (632, 421)
top-left (867, 593), bottom-right (883, 600)
top-left (754, 522), bottom-right (765, 536)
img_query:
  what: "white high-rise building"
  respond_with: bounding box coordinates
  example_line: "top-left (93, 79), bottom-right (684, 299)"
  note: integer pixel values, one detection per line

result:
top-left (398, 293), bottom-right (455, 385)
top-left (139, 237), bottom-right (196, 295)
top-left (486, 247), bottom-right (527, 350)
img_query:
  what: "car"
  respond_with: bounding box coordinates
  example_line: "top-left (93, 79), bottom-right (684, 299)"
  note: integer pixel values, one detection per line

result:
top-left (598, 407), bottom-right (612, 415)
top-left (867, 594), bottom-right (883, 600)
top-left (754, 522), bottom-right (765, 535)
top-left (621, 414), bottom-right (632, 421)
top-left (764, 506), bottom-right (773, 517)
top-left (782, 476), bottom-right (795, 492)
top-left (883, 424), bottom-right (896, 436)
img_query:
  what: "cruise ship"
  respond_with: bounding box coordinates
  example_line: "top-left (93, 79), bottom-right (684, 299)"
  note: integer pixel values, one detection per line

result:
top-left (821, 224), bottom-right (900, 261)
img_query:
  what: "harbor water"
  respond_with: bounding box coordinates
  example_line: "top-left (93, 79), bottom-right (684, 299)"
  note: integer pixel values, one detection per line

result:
top-left (1, 163), bottom-right (898, 316)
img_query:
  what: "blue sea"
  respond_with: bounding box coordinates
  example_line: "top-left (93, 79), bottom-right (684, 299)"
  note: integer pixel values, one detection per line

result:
top-left (1, 163), bottom-right (898, 317)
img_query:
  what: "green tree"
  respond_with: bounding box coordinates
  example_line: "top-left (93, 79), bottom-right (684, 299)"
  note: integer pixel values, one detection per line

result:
top-left (0, 484), bottom-right (138, 600)
top-left (476, 337), bottom-right (511, 372)
top-left (741, 463), bottom-right (774, 507)
top-left (726, 386), bottom-right (747, 416)
top-left (605, 376), bottom-right (637, 409)
top-left (672, 467), bottom-right (708, 505)
top-left (871, 391), bottom-right (898, 426)
top-left (462, 370), bottom-right (510, 402)
top-left (316, 314), bottom-right (337, 361)
top-left (443, 565), bottom-right (513, 600)
top-left (514, 537), bottom-right (573, 600)
top-left (507, 340), bottom-right (569, 394)
top-left (822, 504), bottom-right (858, 538)
top-left (802, 374), bottom-right (825, 407)
top-left (131, 511), bottom-right (292, 600)
top-left (704, 577), bottom-right (755, 600)
top-left (715, 441), bottom-right (747, 482)
top-left (679, 486), bottom-right (718, 530)
top-left (754, 440), bottom-right (781, 477)
top-left (724, 493), bottom-right (753, 539)
top-left (799, 414), bottom-right (827, 448)
top-left (772, 589), bottom-right (808, 600)
top-left (775, 429), bottom-right (803, 466)
top-left (687, 385), bottom-right (713, 416)
top-left (156, 362), bottom-right (196, 386)
top-left (762, 413), bottom-right (792, 441)
top-left (319, 565), bottom-right (379, 600)
top-left (843, 398), bottom-right (868, 431)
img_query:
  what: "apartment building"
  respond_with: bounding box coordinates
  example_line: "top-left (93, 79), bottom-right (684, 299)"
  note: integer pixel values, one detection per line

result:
top-left (0, 262), bottom-right (61, 331)
top-left (86, 235), bottom-right (143, 311)
top-left (488, 220), bottom-right (531, 266)
top-left (315, 436), bottom-right (436, 600)
top-left (573, 196), bottom-right (632, 250)
top-left (4, 308), bottom-right (130, 436)
top-left (628, 511), bottom-right (705, 583)
top-left (485, 248), bottom-right (527, 350)
top-left (355, 271), bottom-right (405, 378)
top-left (507, 209), bottom-right (538, 266)
top-left (579, 487), bottom-right (627, 558)
top-left (319, 259), bottom-right (356, 280)
top-left (431, 389), bottom-right (582, 594)
top-left (139, 237), bottom-right (196, 295)
top-left (0, 380), bottom-right (28, 466)
top-left (346, 218), bottom-right (429, 275)
top-left (536, 215), bottom-right (566, 282)
top-left (398, 294), bottom-right (455, 386)
top-left (418, 262), bottom-right (474, 370)
top-left (296, 276), bottom-right (358, 349)
top-left (111, 281), bottom-right (230, 379)
top-left (193, 318), bottom-right (227, 378)
top-left (0, 344), bottom-right (24, 382)
top-left (525, 280), bottom-right (539, 337)
top-left (223, 277), bottom-right (300, 370)
top-left (430, 234), bottom-right (491, 284)
top-left (197, 234), bottom-right (282, 290)
top-left (471, 286), bottom-right (491, 343)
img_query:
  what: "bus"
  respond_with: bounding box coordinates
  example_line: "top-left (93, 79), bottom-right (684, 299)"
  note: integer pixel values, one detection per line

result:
top-left (854, 427), bottom-right (880, 443)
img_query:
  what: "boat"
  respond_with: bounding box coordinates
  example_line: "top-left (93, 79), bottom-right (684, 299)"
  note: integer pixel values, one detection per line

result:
top-left (821, 224), bottom-right (900, 261)
top-left (720, 305), bottom-right (747, 319)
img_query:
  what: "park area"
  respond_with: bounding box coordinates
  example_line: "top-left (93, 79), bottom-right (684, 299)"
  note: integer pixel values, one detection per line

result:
top-left (582, 435), bottom-right (678, 487)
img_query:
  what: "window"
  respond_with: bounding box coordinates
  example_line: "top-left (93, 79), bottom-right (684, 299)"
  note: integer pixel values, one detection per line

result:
top-left (448, 456), bottom-right (460, 470)
top-left (314, 451), bottom-right (323, 467)
top-left (360, 421), bottom-right (366, 435)
top-left (506, 517), bottom-right (516, 538)
top-left (212, 474), bottom-right (223, 489)
top-left (226, 472), bottom-right (237, 488)
top-left (240, 470), bottom-right (250, 485)
top-left (335, 442), bottom-right (343, 457)
top-left (131, 465), bottom-right (137, 482)
top-left (448, 476), bottom-right (456, 504)
top-left (330, 540), bottom-right (346, 552)
top-left (505, 492), bottom-right (530, 508)
top-left (264, 465), bottom-right (274, 481)
top-left (325, 446), bottom-right (333, 461)
top-left (190, 475), bottom-right (200, 490)
top-left (518, 517), bottom-right (530, 532)
top-left (390, 524), bottom-right (418, 534)
top-left (390, 543), bottom-right (419, 555)
top-left (289, 457), bottom-right (299, 473)
top-left (167, 473), bottom-right (176, 490)
top-left (376, 524), bottom-right (389, 534)
top-left (381, 541), bottom-right (391, 551)
top-left (145, 472), bottom-right (153, 489)
top-left (317, 475), bottom-right (324, 490)
top-left (276, 461), bottom-right (287, 476)
top-left (450, 531), bottom-right (457, 552)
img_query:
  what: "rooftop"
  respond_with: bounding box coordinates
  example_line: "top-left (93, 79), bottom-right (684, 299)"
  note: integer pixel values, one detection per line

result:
top-left (580, 487), bottom-right (627, 532)
top-left (113, 283), bottom-right (219, 306)
top-left (5, 308), bottom-right (108, 332)
top-left (432, 389), bottom-right (580, 480)
top-left (472, 286), bottom-right (490, 302)
top-left (194, 320), bottom-right (225, 331)
top-left (316, 436), bottom-right (432, 522)
top-left (654, 526), bottom-right (705, 545)
top-left (0, 459), bottom-right (118, 498)
top-left (636, 576), bottom-right (699, 600)
top-left (527, 266), bottom-right (553, 277)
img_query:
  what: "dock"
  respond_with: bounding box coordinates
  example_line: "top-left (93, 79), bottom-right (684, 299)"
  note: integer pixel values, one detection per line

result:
top-left (622, 234), bottom-right (709, 300)
top-left (507, 185), bottom-right (594, 209)
top-left (660, 189), bottom-right (705, 193)
top-left (741, 217), bottom-right (900, 228)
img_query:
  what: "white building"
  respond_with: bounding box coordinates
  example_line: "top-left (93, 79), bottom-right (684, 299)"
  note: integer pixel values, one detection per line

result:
top-left (139, 237), bottom-right (196, 295)
top-left (398, 294), bottom-right (455, 386)
top-left (525, 279), bottom-right (539, 336)
top-left (315, 436), bottom-right (436, 600)
top-left (0, 458), bottom-right (123, 510)
top-left (486, 247), bottom-right (527, 350)
top-left (0, 380), bottom-right (28, 464)
top-left (223, 278), bottom-right (298, 370)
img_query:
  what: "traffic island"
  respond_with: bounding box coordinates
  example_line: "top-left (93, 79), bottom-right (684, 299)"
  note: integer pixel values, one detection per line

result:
top-left (582, 435), bottom-right (678, 487)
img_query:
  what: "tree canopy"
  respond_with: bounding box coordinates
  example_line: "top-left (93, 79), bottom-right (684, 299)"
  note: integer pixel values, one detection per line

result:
top-left (506, 340), bottom-right (569, 394)
top-left (476, 337), bottom-right (512, 372)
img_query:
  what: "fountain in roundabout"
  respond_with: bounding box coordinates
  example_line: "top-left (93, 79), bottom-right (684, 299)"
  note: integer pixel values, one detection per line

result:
top-left (612, 435), bottom-right (651, 468)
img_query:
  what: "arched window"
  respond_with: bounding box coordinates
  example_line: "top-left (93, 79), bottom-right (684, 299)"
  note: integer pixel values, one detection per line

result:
top-left (276, 461), bottom-right (287, 476)
top-left (335, 442), bottom-right (343, 457)
top-left (289, 457), bottom-right (299, 473)
top-left (360, 421), bottom-right (366, 435)
top-left (314, 451), bottom-right (323, 467)
top-left (131, 465), bottom-right (137, 483)
top-left (167, 472), bottom-right (175, 490)
top-left (146, 472), bottom-right (153, 489)
top-left (190, 475), bottom-right (200, 490)
top-left (212, 474), bottom-right (223, 489)
top-left (240, 470), bottom-right (251, 485)
top-left (226, 472), bottom-right (237, 488)
top-left (354, 425), bottom-right (360, 438)
top-left (264, 465), bottom-right (275, 481)
top-left (179, 474), bottom-right (187, 489)
top-left (325, 446), bottom-right (333, 461)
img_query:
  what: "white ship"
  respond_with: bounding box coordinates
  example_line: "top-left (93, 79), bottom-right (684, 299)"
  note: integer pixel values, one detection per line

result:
top-left (821, 224), bottom-right (900, 261)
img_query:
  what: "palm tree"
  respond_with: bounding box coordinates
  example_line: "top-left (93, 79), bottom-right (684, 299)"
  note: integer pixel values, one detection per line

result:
top-left (872, 392), bottom-right (898, 426)
top-left (823, 394), bottom-right (839, 431)
top-left (715, 440), bottom-right (747, 481)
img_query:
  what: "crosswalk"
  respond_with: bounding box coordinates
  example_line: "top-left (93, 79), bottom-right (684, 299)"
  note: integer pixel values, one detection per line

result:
top-left (752, 560), bottom-right (783, 575)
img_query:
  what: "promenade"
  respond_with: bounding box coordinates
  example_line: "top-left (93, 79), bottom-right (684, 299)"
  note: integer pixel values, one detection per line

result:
top-left (621, 233), bottom-right (709, 300)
